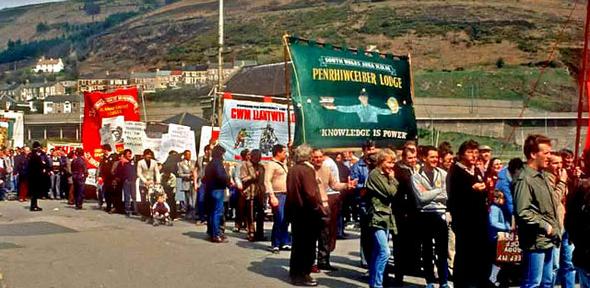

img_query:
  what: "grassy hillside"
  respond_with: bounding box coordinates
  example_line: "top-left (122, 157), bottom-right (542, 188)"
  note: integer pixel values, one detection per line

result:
top-left (414, 66), bottom-right (577, 111)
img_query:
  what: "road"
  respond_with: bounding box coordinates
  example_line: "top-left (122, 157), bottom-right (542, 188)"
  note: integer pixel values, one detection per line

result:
top-left (0, 199), bottom-right (429, 288)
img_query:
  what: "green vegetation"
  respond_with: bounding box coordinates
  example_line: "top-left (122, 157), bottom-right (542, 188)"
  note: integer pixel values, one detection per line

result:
top-left (36, 22), bottom-right (50, 33)
top-left (414, 66), bottom-right (576, 112)
top-left (0, 11), bottom-right (140, 64)
top-left (167, 6), bottom-right (351, 63)
top-left (418, 128), bottom-right (522, 160)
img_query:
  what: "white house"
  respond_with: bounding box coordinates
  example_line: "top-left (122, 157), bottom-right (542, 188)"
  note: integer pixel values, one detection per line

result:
top-left (33, 57), bottom-right (64, 73)
top-left (43, 95), bottom-right (80, 114)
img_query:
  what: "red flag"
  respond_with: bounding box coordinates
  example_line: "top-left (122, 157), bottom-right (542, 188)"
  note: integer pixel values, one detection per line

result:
top-left (585, 81), bottom-right (590, 151)
top-left (82, 87), bottom-right (140, 167)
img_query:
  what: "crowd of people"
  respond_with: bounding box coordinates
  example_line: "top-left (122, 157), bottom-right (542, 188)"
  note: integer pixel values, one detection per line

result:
top-left (0, 141), bottom-right (87, 211)
top-left (2, 134), bottom-right (590, 288)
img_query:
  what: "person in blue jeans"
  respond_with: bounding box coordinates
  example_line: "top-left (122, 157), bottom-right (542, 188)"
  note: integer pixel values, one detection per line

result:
top-left (204, 145), bottom-right (230, 243)
top-left (546, 153), bottom-right (576, 288)
top-left (197, 145), bottom-right (211, 223)
top-left (265, 144), bottom-right (291, 253)
top-left (364, 149), bottom-right (399, 288)
top-left (553, 232), bottom-right (576, 288)
top-left (115, 149), bottom-right (137, 216)
top-left (514, 135), bottom-right (563, 288)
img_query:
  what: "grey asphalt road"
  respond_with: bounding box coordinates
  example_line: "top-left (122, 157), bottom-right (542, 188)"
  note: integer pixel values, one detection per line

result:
top-left (0, 199), bottom-right (429, 288)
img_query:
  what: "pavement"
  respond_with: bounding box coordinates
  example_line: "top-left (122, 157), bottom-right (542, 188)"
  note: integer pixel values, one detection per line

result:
top-left (0, 199), bottom-right (429, 288)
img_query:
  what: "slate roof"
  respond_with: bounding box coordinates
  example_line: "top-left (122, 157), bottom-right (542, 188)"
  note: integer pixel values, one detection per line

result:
top-left (224, 62), bottom-right (291, 97)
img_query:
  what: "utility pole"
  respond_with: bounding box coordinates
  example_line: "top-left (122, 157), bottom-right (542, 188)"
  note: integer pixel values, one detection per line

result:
top-left (574, 0), bottom-right (590, 162)
top-left (216, 0), bottom-right (224, 127)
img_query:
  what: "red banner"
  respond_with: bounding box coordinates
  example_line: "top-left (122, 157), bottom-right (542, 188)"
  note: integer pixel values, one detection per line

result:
top-left (82, 87), bottom-right (140, 167)
top-left (585, 81), bottom-right (590, 151)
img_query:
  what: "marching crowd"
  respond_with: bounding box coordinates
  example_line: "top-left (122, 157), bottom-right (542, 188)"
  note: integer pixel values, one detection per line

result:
top-left (1, 134), bottom-right (590, 288)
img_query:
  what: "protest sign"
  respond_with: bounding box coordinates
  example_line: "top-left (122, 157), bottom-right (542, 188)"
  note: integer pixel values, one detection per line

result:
top-left (220, 99), bottom-right (294, 161)
top-left (124, 121), bottom-right (147, 155)
top-left (496, 232), bottom-right (522, 263)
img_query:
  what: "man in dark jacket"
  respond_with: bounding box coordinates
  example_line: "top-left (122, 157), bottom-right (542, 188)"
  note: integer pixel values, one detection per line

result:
top-left (514, 134), bottom-right (562, 288)
top-left (392, 145), bottom-right (420, 284)
top-left (115, 149), bottom-right (137, 216)
top-left (204, 145), bottom-right (230, 243)
top-left (447, 140), bottom-right (489, 288)
top-left (71, 148), bottom-right (88, 210)
top-left (28, 142), bottom-right (51, 211)
top-left (286, 144), bottom-right (327, 287)
top-left (565, 169), bottom-right (590, 288)
top-left (98, 144), bottom-right (118, 213)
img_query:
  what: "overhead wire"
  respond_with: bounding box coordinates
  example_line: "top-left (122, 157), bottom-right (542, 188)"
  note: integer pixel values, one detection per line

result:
top-left (500, 0), bottom-right (581, 157)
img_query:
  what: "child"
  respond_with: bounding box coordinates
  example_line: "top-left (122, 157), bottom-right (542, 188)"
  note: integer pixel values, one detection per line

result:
top-left (488, 190), bottom-right (512, 287)
top-left (152, 192), bottom-right (172, 226)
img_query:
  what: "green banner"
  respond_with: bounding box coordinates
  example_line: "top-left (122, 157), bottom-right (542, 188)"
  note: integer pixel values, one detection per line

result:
top-left (286, 36), bottom-right (417, 149)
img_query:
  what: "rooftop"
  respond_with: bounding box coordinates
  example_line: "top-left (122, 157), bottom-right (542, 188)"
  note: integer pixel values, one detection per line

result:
top-left (44, 95), bottom-right (80, 103)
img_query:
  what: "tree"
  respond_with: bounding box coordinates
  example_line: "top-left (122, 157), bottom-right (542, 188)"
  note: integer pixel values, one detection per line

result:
top-left (496, 57), bottom-right (505, 69)
top-left (83, 1), bottom-right (101, 19)
top-left (36, 22), bottom-right (50, 33)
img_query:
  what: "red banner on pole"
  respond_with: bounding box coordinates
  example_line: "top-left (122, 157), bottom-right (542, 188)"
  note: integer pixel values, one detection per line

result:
top-left (82, 87), bottom-right (140, 167)
top-left (585, 81), bottom-right (590, 152)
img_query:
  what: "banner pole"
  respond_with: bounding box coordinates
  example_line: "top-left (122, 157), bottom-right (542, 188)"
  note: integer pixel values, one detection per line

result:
top-left (408, 53), bottom-right (415, 104)
top-left (284, 34), bottom-right (292, 145)
top-left (574, 0), bottom-right (590, 164)
top-left (140, 88), bottom-right (148, 122)
top-left (216, 0), bottom-right (224, 133)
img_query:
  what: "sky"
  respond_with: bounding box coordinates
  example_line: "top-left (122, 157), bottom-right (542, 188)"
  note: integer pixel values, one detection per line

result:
top-left (0, 0), bottom-right (65, 10)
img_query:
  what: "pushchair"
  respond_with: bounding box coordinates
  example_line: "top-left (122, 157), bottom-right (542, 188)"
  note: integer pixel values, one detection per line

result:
top-left (148, 184), bottom-right (173, 226)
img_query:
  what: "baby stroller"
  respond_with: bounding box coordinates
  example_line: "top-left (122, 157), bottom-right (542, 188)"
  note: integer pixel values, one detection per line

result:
top-left (148, 185), bottom-right (173, 226)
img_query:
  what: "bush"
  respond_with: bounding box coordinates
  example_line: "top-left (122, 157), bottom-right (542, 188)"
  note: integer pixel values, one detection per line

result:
top-left (496, 57), bottom-right (505, 69)
top-left (36, 22), bottom-right (50, 33)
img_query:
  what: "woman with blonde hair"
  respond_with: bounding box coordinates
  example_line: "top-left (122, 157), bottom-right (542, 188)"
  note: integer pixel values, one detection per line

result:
top-left (364, 148), bottom-right (399, 288)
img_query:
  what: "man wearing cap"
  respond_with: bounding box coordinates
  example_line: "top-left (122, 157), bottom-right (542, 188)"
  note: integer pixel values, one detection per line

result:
top-left (479, 145), bottom-right (493, 172)
top-left (321, 88), bottom-right (399, 123)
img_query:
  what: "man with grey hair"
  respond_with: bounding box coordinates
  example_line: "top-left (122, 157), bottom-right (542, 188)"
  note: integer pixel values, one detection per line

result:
top-left (286, 144), bottom-right (327, 287)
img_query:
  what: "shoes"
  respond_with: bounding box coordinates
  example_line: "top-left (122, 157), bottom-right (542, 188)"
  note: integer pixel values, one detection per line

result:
top-left (108, 208), bottom-right (116, 214)
top-left (75, 206), bottom-right (83, 210)
top-left (153, 221), bottom-right (160, 227)
top-left (210, 236), bottom-right (228, 243)
top-left (441, 284), bottom-right (453, 288)
top-left (270, 247), bottom-right (280, 254)
top-left (310, 264), bottom-right (320, 273)
top-left (30, 207), bottom-right (42, 212)
top-left (291, 275), bottom-right (318, 286)
top-left (317, 263), bottom-right (338, 271)
top-left (426, 283), bottom-right (436, 288)
top-left (280, 245), bottom-right (292, 251)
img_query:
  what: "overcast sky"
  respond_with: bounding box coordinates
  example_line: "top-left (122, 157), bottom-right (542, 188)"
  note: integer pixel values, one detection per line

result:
top-left (0, 0), bottom-right (65, 10)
